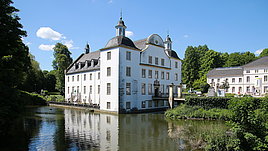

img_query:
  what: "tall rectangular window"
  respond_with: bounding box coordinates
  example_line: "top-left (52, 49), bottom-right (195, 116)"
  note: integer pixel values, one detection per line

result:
top-left (126, 51), bottom-right (131, 60)
top-left (142, 69), bottom-right (146, 78)
top-left (107, 102), bottom-right (111, 109)
top-left (126, 102), bottom-right (131, 109)
top-left (166, 72), bottom-right (170, 80)
top-left (175, 73), bottom-right (178, 81)
top-left (166, 85), bottom-right (169, 94)
top-left (155, 71), bottom-right (159, 79)
top-left (175, 62), bottom-right (178, 68)
top-left (141, 101), bottom-right (146, 108)
top-left (126, 83), bottom-right (131, 95)
top-left (107, 67), bottom-right (111, 76)
top-left (77, 86), bottom-right (79, 93)
top-left (161, 58), bottom-right (165, 66)
top-left (265, 69), bottom-right (268, 73)
top-left (68, 76), bottom-right (69, 82)
top-left (72, 76), bottom-right (74, 82)
top-left (247, 76), bottom-right (250, 82)
top-left (148, 56), bottom-right (152, 64)
top-left (98, 72), bottom-right (100, 79)
top-left (239, 87), bottom-right (242, 93)
top-left (148, 84), bottom-right (152, 95)
top-left (107, 52), bottom-right (111, 60)
top-left (90, 85), bottom-right (92, 94)
top-left (264, 75), bottom-right (268, 82)
top-left (98, 85), bottom-right (100, 94)
top-left (148, 70), bottom-right (152, 78)
top-left (232, 87), bottom-right (235, 93)
top-left (84, 74), bottom-right (86, 81)
top-left (90, 73), bottom-right (92, 80)
top-left (107, 83), bottom-right (111, 95)
top-left (155, 57), bottom-right (159, 65)
top-left (255, 69), bottom-right (258, 73)
top-left (232, 78), bottom-right (235, 83)
top-left (84, 86), bottom-right (86, 94)
top-left (148, 101), bottom-right (152, 108)
top-left (72, 86), bottom-right (74, 93)
top-left (126, 67), bottom-right (131, 77)
top-left (77, 75), bottom-right (79, 81)
top-left (141, 83), bottom-right (146, 95)
top-left (161, 72), bottom-right (164, 79)
top-left (246, 86), bottom-right (250, 93)
top-left (239, 78), bottom-right (242, 83)
top-left (68, 87), bottom-right (70, 94)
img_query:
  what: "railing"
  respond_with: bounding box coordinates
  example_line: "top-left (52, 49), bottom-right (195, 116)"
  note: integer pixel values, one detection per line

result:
top-left (48, 101), bottom-right (100, 109)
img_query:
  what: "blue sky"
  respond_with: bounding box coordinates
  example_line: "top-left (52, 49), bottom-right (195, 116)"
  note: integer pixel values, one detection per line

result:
top-left (14, 0), bottom-right (268, 71)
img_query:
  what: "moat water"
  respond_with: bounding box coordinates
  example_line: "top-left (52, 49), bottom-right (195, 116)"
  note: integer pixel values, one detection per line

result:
top-left (0, 106), bottom-right (227, 151)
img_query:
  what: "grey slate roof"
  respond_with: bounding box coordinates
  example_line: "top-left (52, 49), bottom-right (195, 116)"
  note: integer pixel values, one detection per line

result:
top-left (133, 38), bottom-right (180, 59)
top-left (242, 56), bottom-right (268, 68)
top-left (66, 51), bottom-right (100, 74)
top-left (207, 67), bottom-right (243, 77)
top-left (104, 36), bottom-right (138, 49)
top-left (133, 38), bottom-right (147, 50)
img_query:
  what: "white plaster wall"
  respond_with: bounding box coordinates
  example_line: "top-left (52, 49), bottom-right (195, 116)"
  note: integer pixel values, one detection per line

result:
top-left (65, 70), bottom-right (100, 104)
top-left (100, 48), bottom-right (120, 112)
top-left (207, 67), bottom-right (268, 95)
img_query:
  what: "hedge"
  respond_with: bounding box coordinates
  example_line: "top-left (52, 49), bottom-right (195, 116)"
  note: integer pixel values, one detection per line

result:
top-left (185, 97), bottom-right (230, 109)
top-left (19, 91), bottom-right (47, 106)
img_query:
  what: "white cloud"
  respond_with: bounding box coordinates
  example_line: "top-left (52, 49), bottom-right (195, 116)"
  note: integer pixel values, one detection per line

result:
top-left (126, 31), bottom-right (134, 37)
top-left (62, 40), bottom-right (79, 49)
top-left (255, 49), bottom-right (264, 55)
top-left (108, 0), bottom-right (113, 3)
top-left (36, 27), bottom-right (63, 41)
top-left (38, 44), bottom-right (55, 51)
top-left (183, 34), bottom-right (189, 38)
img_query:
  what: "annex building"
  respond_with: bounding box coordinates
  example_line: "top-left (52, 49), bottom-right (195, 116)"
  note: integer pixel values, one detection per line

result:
top-left (207, 56), bottom-right (268, 96)
top-left (65, 17), bottom-right (182, 113)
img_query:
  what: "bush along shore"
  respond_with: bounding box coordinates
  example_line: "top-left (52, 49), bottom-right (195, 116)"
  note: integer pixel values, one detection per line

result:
top-left (165, 97), bottom-right (268, 151)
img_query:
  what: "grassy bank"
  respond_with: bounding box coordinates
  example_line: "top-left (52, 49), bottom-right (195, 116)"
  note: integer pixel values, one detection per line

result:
top-left (165, 97), bottom-right (268, 150)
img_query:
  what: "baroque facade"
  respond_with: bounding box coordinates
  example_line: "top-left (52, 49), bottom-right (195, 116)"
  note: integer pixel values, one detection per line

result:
top-left (65, 17), bottom-right (182, 113)
top-left (207, 56), bottom-right (268, 96)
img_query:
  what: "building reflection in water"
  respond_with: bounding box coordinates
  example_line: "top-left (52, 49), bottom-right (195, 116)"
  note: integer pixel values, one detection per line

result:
top-left (64, 109), bottom-right (118, 151)
top-left (64, 110), bottom-right (179, 151)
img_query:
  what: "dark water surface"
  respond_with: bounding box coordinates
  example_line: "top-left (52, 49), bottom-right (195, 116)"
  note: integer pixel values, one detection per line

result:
top-left (0, 106), bottom-right (226, 151)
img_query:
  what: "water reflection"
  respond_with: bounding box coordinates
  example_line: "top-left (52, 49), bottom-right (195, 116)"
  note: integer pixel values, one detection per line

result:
top-left (0, 106), bottom-right (227, 151)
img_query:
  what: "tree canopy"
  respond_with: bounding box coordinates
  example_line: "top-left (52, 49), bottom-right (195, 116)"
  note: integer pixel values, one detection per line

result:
top-left (52, 43), bottom-right (72, 93)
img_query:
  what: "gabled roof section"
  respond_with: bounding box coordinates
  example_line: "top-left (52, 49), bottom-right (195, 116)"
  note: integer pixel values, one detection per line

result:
top-left (242, 56), bottom-right (268, 68)
top-left (207, 67), bottom-right (243, 77)
top-left (134, 38), bottom-right (147, 50)
top-left (66, 51), bottom-right (100, 74)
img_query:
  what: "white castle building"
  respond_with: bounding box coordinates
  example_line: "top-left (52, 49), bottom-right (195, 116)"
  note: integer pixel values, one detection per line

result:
top-left (65, 17), bottom-right (182, 113)
top-left (207, 56), bottom-right (268, 96)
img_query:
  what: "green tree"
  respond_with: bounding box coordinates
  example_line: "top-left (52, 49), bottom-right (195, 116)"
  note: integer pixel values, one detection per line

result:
top-left (52, 43), bottom-right (72, 93)
top-left (43, 70), bottom-right (56, 92)
top-left (19, 53), bottom-right (45, 93)
top-left (0, 0), bottom-right (31, 134)
top-left (259, 48), bottom-right (268, 58)
top-left (182, 45), bottom-right (209, 88)
top-left (241, 51), bottom-right (256, 65)
top-left (194, 50), bottom-right (221, 92)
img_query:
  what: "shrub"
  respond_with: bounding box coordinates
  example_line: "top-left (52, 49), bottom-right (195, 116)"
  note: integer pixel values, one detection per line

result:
top-left (46, 95), bottom-right (64, 102)
top-left (19, 91), bottom-right (47, 106)
top-left (185, 97), bottom-right (230, 109)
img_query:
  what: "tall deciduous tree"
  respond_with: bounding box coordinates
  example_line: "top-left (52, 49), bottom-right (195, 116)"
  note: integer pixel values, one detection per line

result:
top-left (259, 48), bottom-right (268, 58)
top-left (182, 45), bottom-right (208, 88)
top-left (52, 43), bottom-right (72, 93)
top-left (0, 0), bottom-right (31, 133)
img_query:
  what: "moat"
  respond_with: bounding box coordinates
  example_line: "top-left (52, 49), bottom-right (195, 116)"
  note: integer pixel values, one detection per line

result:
top-left (1, 106), bottom-right (226, 151)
